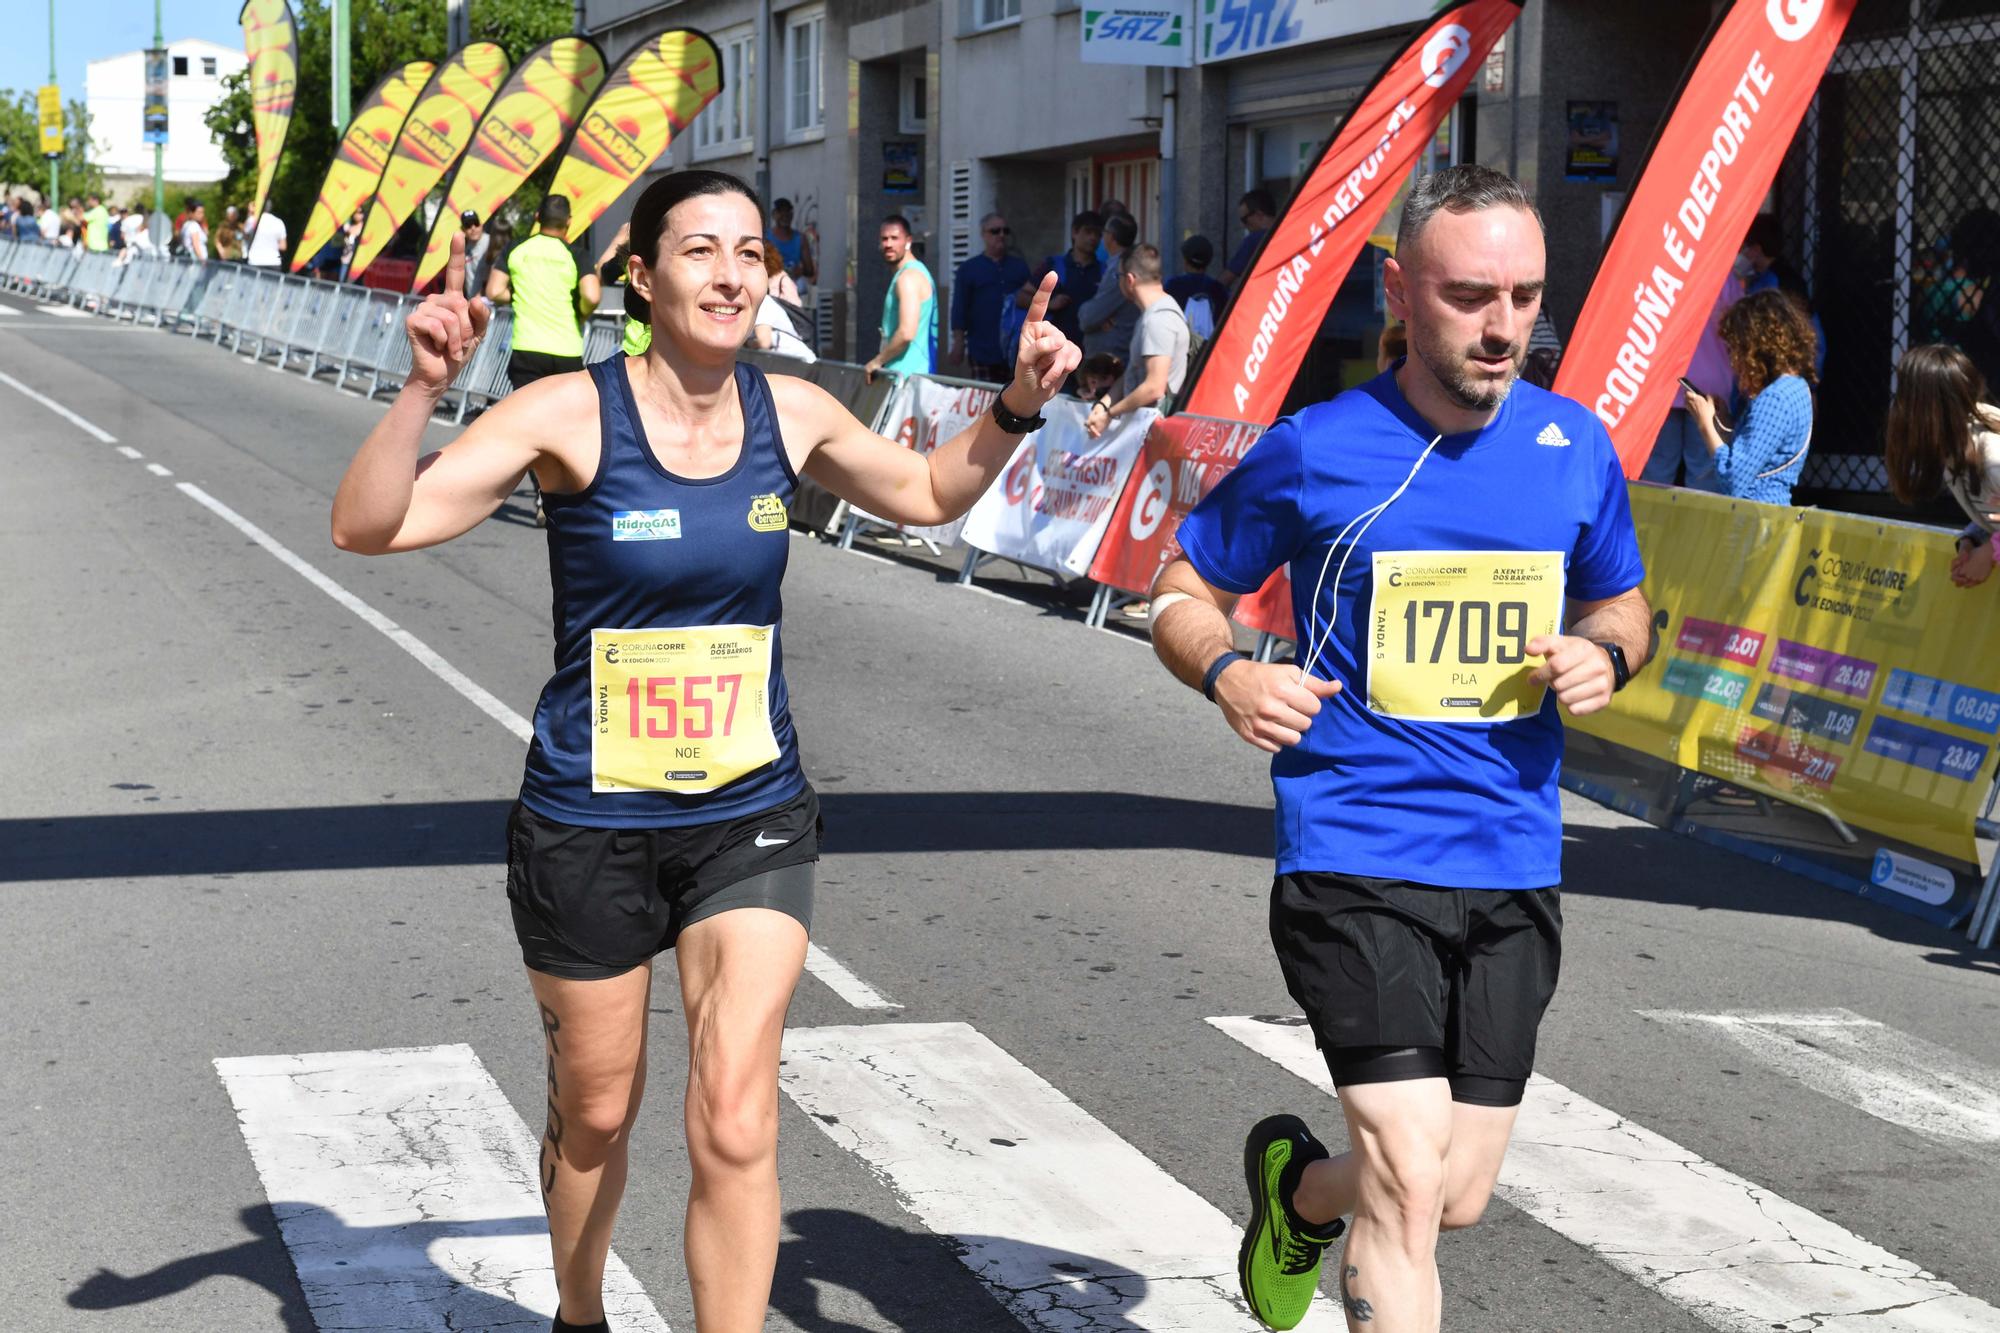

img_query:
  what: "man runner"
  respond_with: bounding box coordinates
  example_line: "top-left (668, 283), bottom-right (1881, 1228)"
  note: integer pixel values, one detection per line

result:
top-left (1149, 165), bottom-right (1652, 1332)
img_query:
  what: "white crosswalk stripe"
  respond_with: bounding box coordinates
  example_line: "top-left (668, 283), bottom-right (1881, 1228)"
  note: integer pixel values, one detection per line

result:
top-left (1641, 1009), bottom-right (2000, 1146)
top-left (1208, 1015), bottom-right (2000, 1332)
top-left (215, 1043), bottom-right (670, 1331)
top-left (779, 1021), bottom-right (1341, 1331)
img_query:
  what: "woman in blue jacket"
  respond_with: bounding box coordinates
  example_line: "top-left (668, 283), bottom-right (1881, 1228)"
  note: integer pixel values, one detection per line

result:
top-left (1685, 289), bottom-right (1817, 504)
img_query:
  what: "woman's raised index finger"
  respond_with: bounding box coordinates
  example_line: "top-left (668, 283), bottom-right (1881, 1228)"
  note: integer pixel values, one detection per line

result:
top-left (445, 229), bottom-right (467, 295)
top-left (1025, 269), bottom-right (1058, 326)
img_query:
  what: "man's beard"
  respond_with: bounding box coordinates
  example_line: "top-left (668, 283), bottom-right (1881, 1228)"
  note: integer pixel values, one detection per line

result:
top-left (1416, 328), bottom-right (1525, 411)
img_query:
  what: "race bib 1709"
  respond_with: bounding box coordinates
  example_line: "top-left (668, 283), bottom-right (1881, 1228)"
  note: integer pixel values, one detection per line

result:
top-left (589, 625), bottom-right (780, 793)
top-left (1367, 551), bottom-right (1565, 723)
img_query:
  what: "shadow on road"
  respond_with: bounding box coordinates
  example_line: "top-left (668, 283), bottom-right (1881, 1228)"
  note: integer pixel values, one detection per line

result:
top-left (64, 1201), bottom-right (556, 1329)
top-left (0, 791), bottom-right (1273, 881)
top-left (775, 1207), bottom-right (1161, 1332)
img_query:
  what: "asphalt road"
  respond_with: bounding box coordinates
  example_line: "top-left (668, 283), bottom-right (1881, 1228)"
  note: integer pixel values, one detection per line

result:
top-left (4, 290), bottom-right (1998, 1333)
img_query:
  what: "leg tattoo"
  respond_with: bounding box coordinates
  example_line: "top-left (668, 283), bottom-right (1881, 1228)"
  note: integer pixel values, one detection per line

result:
top-left (1341, 1265), bottom-right (1375, 1323)
top-left (540, 1004), bottom-right (564, 1203)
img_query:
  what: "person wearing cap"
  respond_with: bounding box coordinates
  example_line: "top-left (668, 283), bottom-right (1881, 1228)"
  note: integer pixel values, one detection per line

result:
top-left (460, 210), bottom-right (493, 298)
top-left (487, 194), bottom-right (601, 524)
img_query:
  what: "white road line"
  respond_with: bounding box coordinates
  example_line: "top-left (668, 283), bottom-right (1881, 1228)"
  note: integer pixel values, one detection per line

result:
top-left (0, 302), bottom-right (20, 314)
top-left (178, 483), bottom-right (534, 743)
top-left (115, 445), bottom-right (143, 459)
top-left (0, 369), bottom-right (118, 442)
top-left (175, 480), bottom-right (888, 1010)
top-left (1642, 1009), bottom-right (2000, 1146)
top-left (145, 462), bottom-right (173, 476)
top-left (38, 304), bottom-right (92, 318)
top-left (801, 945), bottom-right (899, 1009)
top-left (779, 1022), bottom-right (1340, 1331)
top-left (1208, 1015), bottom-right (2000, 1332)
top-left (216, 1043), bottom-right (668, 1331)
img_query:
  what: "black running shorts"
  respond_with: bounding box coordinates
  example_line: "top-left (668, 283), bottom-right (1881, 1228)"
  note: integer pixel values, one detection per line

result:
top-left (505, 786), bottom-right (821, 980)
top-left (1269, 871), bottom-right (1561, 1107)
top-left (505, 350), bottom-right (583, 391)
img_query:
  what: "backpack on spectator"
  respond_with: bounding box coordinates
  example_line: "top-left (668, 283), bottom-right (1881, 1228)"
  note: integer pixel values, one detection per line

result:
top-left (1182, 291), bottom-right (1216, 345)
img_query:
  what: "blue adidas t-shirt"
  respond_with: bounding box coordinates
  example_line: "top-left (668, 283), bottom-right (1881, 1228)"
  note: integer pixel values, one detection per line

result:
top-left (1177, 369), bottom-right (1645, 888)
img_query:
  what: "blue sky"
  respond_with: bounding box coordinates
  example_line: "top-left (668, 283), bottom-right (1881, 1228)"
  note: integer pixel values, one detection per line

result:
top-left (3, 1), bottom-right (245, 101)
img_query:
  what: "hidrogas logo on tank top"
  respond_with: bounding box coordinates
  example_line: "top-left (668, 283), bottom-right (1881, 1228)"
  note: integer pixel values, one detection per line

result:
top-left (611, 508), bottom-right (682, 541)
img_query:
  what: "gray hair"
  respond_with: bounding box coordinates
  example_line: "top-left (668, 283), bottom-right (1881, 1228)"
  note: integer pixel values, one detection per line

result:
top-left (1394, 164), bottom-right (1541, 258)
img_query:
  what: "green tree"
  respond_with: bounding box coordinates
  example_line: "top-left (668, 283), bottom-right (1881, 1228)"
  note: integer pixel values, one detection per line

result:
top-left (0, 91), bottom-right (107, 203)
top-left (204, 0), bottom-right (573, 258)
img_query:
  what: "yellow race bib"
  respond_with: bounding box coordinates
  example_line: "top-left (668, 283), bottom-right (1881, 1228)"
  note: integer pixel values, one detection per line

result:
top-left (589, 625), bottom-right (780, 793)
top-left (1367, 551), bottom-right (1565, 723)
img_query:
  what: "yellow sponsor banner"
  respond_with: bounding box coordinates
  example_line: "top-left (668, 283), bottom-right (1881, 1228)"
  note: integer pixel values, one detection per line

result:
top-left (410, 36), bottom-right (607, 292)
top-left (37, 85), bottom-right (64, 155)
top-left (1573, 485), bottom-right (1995, 865)
top-left (239, 0), bottom-right (299, 221)
top-left (545, 29), bottom-right (723, 240)
top-left (347, 42), bottom-right (510, 282)
top-left (291, 61), bottom-right (434, 274)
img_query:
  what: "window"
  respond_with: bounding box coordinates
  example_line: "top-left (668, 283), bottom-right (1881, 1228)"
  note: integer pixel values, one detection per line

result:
top-left (694, 26), bottom-right (755, 157)
top-left (898, 63), bottom-right (926, 135)
top-left (784, 7), bottom-right (823, 139)
top-left (202, 56), bottom-right (218, 76)
top-left (172, 55), bottom-right (188, 76)
top-left (974, 0), bottom-right (1021, 28)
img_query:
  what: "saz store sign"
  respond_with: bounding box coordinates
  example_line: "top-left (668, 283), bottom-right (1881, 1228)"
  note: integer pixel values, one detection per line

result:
top-left (1082, 3), bottom-right (1194, 67)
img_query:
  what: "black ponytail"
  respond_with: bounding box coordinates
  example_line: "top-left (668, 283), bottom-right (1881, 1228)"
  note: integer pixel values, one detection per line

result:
top-left (623, 168), bottom-right (765, 328)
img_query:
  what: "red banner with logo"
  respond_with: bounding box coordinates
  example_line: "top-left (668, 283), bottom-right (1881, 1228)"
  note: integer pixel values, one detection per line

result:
top-left (1553, 0), bottom-right (1856, 473)
top-left (1089, 415), bottom-right (1262, 592)
top-left (1179, 0), bottom-right (1521, 424)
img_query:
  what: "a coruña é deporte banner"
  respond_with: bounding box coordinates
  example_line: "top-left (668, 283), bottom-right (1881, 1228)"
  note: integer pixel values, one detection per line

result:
top-left (292, 62), bottom-right (435, 275)
top-left (410, 37), bottom-right (609, 292)
top-left (1574, 486), bottom-right (1995, 876)
top-left (545, 29), bottom-right (723, 238)
top-left (347, 43), bottom-right (511, 282)
top-left (238, 0), bottom-right (299, 223)
top-left (1553, 0), bottom-right (1856, 473)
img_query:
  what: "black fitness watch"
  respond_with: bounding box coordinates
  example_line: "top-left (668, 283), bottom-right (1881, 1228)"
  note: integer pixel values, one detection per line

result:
top-left (1597, 641), bottom-right (1631, 693)
top-left (990, 389), bottom-right (1046, 435)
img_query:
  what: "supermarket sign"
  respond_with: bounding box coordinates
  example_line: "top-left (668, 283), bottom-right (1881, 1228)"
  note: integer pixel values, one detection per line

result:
top-left (1199, 0), bottom-right (1434, 63)
top-left (1082, 3), bottom-right (1195, 66)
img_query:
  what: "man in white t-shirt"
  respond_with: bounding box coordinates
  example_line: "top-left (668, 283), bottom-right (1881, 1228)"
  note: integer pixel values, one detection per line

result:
top-left (38, 202), bottom-right (60, 244)
top-left (180, 203), bottom-right (209, 261)
top-left (1085, 242), bottom-right (1189, 439)
top-left (245, 209), bottom-right (287, 267)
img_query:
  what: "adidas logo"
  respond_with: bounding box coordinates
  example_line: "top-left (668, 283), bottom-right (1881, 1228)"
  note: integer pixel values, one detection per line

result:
top-left (1536, 422), bottom-right (1571, 447)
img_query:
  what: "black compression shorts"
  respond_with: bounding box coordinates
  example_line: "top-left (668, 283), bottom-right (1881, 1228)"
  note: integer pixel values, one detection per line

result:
top-left (1270, 871), bottom-right (1561, 1107)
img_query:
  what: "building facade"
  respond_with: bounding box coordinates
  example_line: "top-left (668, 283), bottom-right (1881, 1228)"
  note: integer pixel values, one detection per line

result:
top-left (86, 38), bottom-right (248, 202)
top-left (576, 0), bottom-right (2000, 508)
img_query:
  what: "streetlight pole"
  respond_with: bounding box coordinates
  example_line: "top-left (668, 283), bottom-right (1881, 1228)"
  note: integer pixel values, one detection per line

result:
top-left (152, 0), bottom-right (164, 221)
top-left (47, 0), bottom-right (59, 206)
top-left (331, 0), bottom-right (351, 132)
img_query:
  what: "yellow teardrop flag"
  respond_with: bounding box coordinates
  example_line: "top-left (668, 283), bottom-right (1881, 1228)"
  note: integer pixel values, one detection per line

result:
top-left (238, 0), bottom-right (299, 222)
top-left (292, 61), bottom-right (434, 273)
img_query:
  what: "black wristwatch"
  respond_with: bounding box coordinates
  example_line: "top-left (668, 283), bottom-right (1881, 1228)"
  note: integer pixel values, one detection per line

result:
top-left (1202, 650), bottom-right (1248, 702)
top-left (1597, 641), bottom-right (1631, 693)
top-left (990, 389), bottom-right (1046, 435)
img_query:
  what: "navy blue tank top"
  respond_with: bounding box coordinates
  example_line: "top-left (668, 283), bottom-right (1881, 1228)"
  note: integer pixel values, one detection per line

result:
top-left (519, 357), bottom-right (804, 827)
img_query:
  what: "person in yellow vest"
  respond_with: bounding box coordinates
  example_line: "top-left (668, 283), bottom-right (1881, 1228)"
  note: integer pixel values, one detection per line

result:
top-left (486, 194), bottom-right (601, 524)
top-left (591, 221), bottom-right (652, 357)
top-left (81, 194), bottom-right (111, 253)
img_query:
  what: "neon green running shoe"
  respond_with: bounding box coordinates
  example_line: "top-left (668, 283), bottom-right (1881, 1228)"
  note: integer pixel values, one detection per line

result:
top-left (1239, 1113), bottom-right (1345, 1331)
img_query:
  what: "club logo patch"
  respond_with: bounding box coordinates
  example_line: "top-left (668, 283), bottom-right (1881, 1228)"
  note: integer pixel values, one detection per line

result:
top-left (747, 493), bottom-right (788, 533)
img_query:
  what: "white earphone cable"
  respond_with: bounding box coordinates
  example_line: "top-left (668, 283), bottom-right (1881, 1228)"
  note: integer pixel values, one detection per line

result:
top-left (1298, 433), bottom-right (1445, 683)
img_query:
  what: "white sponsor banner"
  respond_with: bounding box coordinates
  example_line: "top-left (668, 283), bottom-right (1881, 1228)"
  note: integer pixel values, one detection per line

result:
top-left (1082, 2), bottom-right (1196, 67)
top-left (1199, 0), bottom-right (1433, 63)
top-left (857, 374), bottom-right (1002, 547)
top-left (961, 401), bottom-right (1155, 577)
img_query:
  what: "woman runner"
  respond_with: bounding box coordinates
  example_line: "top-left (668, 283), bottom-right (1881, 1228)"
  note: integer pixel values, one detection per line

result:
top-left (330, 169), bottom-right (1080, 1332)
